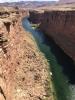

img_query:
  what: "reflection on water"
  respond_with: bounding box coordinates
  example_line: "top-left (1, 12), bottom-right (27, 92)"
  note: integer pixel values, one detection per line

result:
top-left (22, 18), bottom-right (75, 100)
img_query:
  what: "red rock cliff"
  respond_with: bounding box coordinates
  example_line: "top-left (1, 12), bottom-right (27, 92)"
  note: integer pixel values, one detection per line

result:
top-left (40, 10), bottom-right (75, 62)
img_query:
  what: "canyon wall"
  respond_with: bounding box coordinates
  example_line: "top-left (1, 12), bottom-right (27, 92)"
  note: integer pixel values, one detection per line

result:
top-left (0, 7), bottom-right (54, 100)
top-left (29, 10), bottom-right (75, 62)
top-left (0, 7), bottom-right (27, 100)
top-left (40, 10), bottom-right (75, 62)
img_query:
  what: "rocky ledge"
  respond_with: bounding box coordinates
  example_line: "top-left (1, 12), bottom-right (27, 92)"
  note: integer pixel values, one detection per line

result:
top-left (0, 7), bottom-right (54, 100)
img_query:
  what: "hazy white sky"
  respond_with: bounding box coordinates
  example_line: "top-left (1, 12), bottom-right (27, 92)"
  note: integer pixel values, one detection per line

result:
top-left (0, 0), bottom-right (59, 3)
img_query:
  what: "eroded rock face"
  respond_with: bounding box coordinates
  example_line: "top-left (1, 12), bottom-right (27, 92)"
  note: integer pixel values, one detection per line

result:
top-left (40, 10), bottom-right (75, 62)
top-left (0, 7), bottom-right (23, 100)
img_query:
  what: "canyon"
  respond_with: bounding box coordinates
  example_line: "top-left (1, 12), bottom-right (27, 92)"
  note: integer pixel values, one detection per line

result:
top-left (1, 1), bottom-right (75, 100)
top-left (29, 8), bottom-right (75, 63)
top-left (0, 7), bottom-right (54, 100)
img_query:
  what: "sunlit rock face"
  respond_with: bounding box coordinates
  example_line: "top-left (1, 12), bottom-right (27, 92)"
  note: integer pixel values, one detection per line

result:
top-left (0, 7), bottom-right (27, 100)
top-left (0, 7), bottom-right (51, 100)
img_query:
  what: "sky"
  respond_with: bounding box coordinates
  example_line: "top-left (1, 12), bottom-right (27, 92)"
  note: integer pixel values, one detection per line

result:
top-left (0, 0), bottom-right (59, 3)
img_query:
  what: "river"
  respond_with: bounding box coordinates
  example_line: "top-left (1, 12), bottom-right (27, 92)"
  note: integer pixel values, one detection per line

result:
top-left (22, 18), bottom-right (75, 100)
